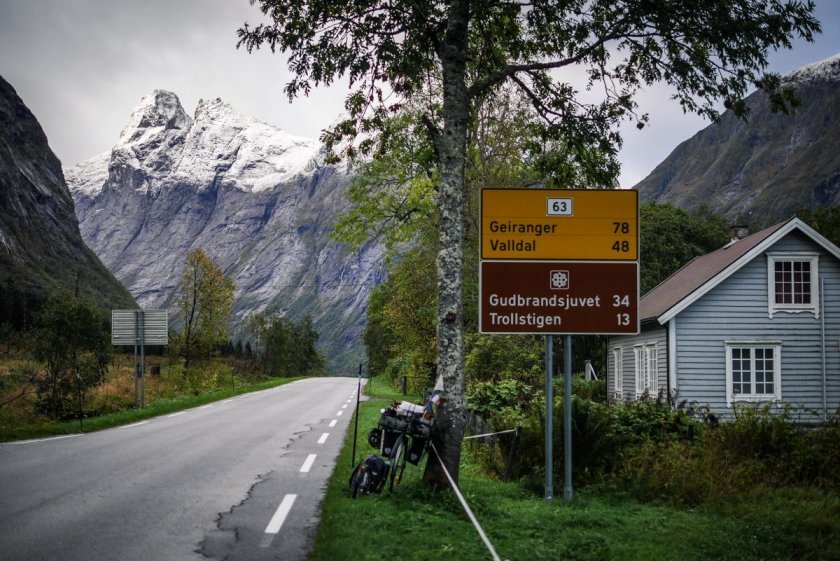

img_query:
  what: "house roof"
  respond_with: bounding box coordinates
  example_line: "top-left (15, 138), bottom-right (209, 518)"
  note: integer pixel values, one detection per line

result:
top-left (642, 217), bottom-right (840, 325)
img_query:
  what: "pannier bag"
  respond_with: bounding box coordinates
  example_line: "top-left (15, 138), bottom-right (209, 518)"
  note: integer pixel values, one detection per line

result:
top-left (367, 427), bottom-right (381, 449)
top-left (406, 436), bottom-right (426, 465)
top-left (380, 428), bottom-right (399, 456)
top-left (379, 403), bottom-right (434, 439)
top-left (409, 417), bottom-right (432, 439)
top-left (379, 412), bottom-right (409, 432)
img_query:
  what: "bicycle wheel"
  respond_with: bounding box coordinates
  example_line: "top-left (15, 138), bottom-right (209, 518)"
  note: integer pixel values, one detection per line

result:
top-left (389, 435), bottom-right (407, 492)
top-left (350, 465), bottom-right (368, 498)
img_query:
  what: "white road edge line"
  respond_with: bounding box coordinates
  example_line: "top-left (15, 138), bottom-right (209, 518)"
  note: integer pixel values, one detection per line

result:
top-left (264, 494), bottom-right (297, 534)
top-left (199, 404), bottom-right (213, 410)
top-left (329, 419), bottom-right (338, 427)
top-left (300, 454), bottom-right (317, 473)
top-left (317, 433), bottom-right (329, 444)
top-left (120, 421), bottom-right (149, 429)
top-left (3, 434), bottom-right (81, 445)
top-left (167, 412), bottom-right (186, 418)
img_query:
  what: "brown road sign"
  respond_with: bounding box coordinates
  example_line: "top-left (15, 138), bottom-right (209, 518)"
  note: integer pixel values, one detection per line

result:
top-left (481, 188), bottom-right (638, 260)
top-left (479, 261), bottom-right (639, 335)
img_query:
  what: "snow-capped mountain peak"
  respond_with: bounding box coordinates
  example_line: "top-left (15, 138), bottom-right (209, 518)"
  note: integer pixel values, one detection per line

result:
top-left (785, 52), bottom-right (840, 83)
top-left (118, 89), bottom-right (191, 146)
top-left (66, 89), bottom-right (385, 371)
top-left (182, 96), bottom-right (319, 193)
top-left (68, 91), bottom-right (321, 197)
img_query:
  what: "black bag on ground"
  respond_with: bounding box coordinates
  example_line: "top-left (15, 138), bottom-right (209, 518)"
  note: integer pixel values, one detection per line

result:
top-left (349, 455), bottom-right (387, 497)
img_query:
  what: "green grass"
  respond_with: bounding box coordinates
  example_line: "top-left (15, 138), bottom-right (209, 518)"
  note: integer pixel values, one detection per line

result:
top-left (311, 377), bottom-right (840, 561)
top-left (0, 376), bottom-right (304, 442)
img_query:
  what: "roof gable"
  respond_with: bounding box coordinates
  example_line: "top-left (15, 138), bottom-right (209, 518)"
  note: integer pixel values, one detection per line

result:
top-left (642, 218), bottom-right (840, 324)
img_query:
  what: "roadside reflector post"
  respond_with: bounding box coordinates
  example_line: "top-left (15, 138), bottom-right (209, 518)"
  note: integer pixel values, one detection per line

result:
top-left (352, 363), bottom-right (362, 468)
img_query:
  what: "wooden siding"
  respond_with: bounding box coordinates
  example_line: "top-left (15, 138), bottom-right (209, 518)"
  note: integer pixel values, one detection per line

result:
top-left (607, 326), bottom-right (667, 399)
top-left (674, 231), bottom-right (840, 418)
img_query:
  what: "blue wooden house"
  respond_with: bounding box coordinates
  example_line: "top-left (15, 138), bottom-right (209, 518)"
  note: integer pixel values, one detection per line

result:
top-left (607, 217), bottom-right (840, 419)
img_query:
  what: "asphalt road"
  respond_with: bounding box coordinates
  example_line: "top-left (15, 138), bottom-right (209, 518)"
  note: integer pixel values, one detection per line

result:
top-left (0, 376), bottom-right (364, 561)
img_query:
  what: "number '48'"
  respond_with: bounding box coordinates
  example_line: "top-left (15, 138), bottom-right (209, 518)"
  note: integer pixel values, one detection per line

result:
top-left (612, 240), bottom-right (630, 252)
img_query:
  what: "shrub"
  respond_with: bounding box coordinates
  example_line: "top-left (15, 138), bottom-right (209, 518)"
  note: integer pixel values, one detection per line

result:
top-left (613, 405), bottom-right (840, 507)
top-left (467, 378), bottom-right (541, 419)
top-left (30, 294), bottom-right (112, 419)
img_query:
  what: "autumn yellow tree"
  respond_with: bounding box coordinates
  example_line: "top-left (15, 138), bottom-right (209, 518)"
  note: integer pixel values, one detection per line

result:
top-left (176, 248), bottom-right (235, 369)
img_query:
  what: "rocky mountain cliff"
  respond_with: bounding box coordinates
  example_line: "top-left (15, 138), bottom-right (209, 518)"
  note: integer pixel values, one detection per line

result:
top-left (634, 54), bottom-right (840, 224)
top-left (67, 91), bottom-right (384, 372)
top-left (0, 76), bottom-right (135, 321)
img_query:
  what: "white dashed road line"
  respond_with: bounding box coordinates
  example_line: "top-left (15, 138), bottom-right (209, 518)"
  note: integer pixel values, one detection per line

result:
top-left (299, 454), bottom-right (317, 473)
top-left (264, 494), bottom-right (297, 534)
top-left (259, 494), bottom-right (298, 548)
top-left (257, 387), bottom-right (354, 549)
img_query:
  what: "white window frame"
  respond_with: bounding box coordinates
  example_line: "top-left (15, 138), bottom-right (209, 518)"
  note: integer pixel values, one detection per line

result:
top-left (725, 341), bottom-right (782, 405)
top-left (633, 343), bottom-right (658, 397)
top-left (646, 344), bottom-right (658, 395)
top-left (767, 253), bottom-right (819, 319)
top-left (612, 347), bottom-right (623, 398)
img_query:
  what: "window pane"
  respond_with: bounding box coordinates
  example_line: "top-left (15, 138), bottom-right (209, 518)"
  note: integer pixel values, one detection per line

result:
top-left (774, 260), bottom-right (812, 306)
top-left (775, 262), bottom-right (791, 304)
top-left (754, 348), bottom-right (774, 394)
top-left (732, 348), bottom-right (751, 395)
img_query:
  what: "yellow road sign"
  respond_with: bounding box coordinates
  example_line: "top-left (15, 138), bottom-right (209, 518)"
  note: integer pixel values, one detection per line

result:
top-left (481, 188), bottom-right (638, 260)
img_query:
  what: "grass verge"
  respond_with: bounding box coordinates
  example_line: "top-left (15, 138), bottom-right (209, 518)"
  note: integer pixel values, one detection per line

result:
top-left (0, 376), bottom-right (304, 442)
top-left (311, 377), bottom-right (840, 561)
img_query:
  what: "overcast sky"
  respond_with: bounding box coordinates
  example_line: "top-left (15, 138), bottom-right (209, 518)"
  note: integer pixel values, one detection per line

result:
top-left (1, 0), bottom-right (839, 188)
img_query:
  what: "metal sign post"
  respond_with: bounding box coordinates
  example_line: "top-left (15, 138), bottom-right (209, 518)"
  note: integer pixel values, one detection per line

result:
top-left (140, 310), bottom-right (146, 409)
top-left (564, 335), bottom-right (573, 502)
top-left (133, 312), bottom-right (140, 409)
top-left (544, 335), bottom-right (553, 501)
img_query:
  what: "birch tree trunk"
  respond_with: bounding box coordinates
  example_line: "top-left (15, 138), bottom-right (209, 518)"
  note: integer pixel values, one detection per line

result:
top-left (422, 0), bottom-right (470, 488)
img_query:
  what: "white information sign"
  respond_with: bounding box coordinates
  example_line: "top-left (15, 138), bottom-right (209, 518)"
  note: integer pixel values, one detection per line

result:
top-left (111, 309), bottom-right (169, 346)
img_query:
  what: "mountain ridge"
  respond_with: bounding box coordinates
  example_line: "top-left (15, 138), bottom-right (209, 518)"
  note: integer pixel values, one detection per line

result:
top-left (634, 54), bottom-right (840, 224)
top-left (0, 75), bottom-right (136, 320)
